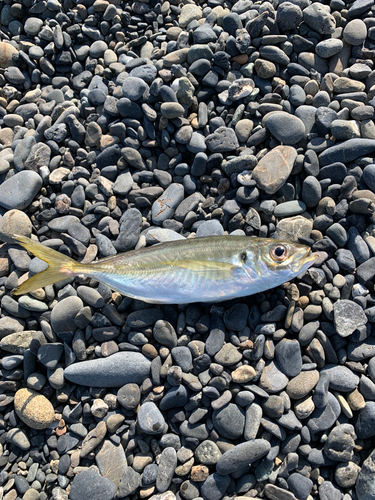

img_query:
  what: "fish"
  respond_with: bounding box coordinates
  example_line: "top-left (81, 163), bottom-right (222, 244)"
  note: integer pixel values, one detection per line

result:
top-left (10, 234), bottom-right (317, 304)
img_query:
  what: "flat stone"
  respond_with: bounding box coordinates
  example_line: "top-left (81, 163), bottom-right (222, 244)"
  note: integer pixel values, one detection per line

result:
top-left (275, 339), bottom-right (302, 377)
top-left (0, 171), bottom-right (42, 210)
top-left (307, 392), bottom-right (341, 433)
top-left (0, 330), bottom-right (46, 354)
top-left (137, 402), bottom-right (166, 435)
top-left (117, 467), bottom-right (141, 497)
top-left (70, 469), bottom-right (115, 500)
top-left (0, 41), bottom-right (18, 68)
top-left (260, 361), bottom-right (289, 394)
top-left (64, 352), bottom-right (151, 387)
top-left (216, 439), bottom-right (271, 475)
top-left (333, 299), bottom-right (367, 337)
top-left (319, 139), bottom-right (375, 167)
top-left (213, 403), bottom-right (245, 439)
top-left (7, 428), bottom-right (30, 450)
top-left (156, 447), bottom-right (177, 493)
top-left (263, 111), bottom-right (305, 145)
top-left (206, 126), bottom-right (239, 152)
top-left (95, 440), bottom-right (127, 489)
top-left (252, 146), bottom-right (297, 194)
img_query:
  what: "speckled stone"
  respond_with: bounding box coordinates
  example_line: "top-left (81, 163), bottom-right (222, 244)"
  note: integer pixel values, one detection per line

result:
top-left (14, 388), bottom-right (55, 429)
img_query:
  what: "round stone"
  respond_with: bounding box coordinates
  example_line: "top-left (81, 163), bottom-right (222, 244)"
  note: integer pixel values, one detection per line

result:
top-left (315, 39), bottom-right (343, 58)
top-left (122, 76), bottom-right (148, 101)
top-left (0, 209), bottom-right (32, 242)
top-left (343, 19), bottom-right (367, 45)
top-left (70, 469), bottom-right (116, 500)
top-left (24, 17), bottom-right (43, 36)
top-left (51, 296), bottom-right (83, 334)
top-left (264, 111), bottom-right (305, 145)
top-left (0, 41), bottom-right (18, 68)
top-left (14, 388), bottom-right (55, 430)
top-left (286, 370), bottom-right (320, 399)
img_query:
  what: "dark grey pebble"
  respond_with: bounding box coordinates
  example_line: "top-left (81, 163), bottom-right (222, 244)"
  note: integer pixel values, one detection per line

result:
top-left (153, 320), bottom-right (177, 349)
top-left (37, 343), bottom-right (64, 369)
top-left (216, 439), bottom-right (271, 475)
top-left (201, 474), bottom-right (230, 500)
top-left (69, 469), bottom-right (115, 500)
top-left (51, 297), bottom-right (83, 334)
top-left (355, 402), bottom-right (375, 439)
top-left (213, 403), bottom-right (245, 439)
top-left (275, 339), bottom-right (302, 377)
top-left (319, 139), bottom-right (375, 166)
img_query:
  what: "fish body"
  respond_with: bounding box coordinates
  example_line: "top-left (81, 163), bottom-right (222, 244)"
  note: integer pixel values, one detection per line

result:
top-left (11, 234), bottom-right (316, 304)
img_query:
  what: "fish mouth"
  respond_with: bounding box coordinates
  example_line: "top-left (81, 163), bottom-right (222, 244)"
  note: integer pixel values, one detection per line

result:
top-left (304, 250), bottom-right (318, 265)
top-left (291, 247), bottom-right (318, 273)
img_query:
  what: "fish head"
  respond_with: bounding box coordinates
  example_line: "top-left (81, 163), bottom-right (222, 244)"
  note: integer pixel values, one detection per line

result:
top-left (241, 239), bottom-right (317, 284)
top-left (255, 239), bottom-right (317, 275)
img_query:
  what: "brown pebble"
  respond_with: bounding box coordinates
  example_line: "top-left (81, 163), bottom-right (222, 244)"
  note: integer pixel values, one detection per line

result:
top-left (232, 54), bottom-right (248, 64)
top-left (0, 42), bottom-right (19, 68)
top-left (139, 486), bottom-right (155, 498)
top-left (14, 388), bottom-right (55, 430)
top-left (0, 256), bottom-right (9, 277)
top-left (142, 343), bottom-right (158, 359)
top-left (286, 370), bottom-right (320, 400)
top-left (55, 418), bottom-right (66, 437)
top-left (297, 296), bottom-right (309, 309)
top-left (238, 340), bottom-right (253, 349)
top-left (347, 388), bottom-right (366, 411)
top-left (191, 465), bottom-right (209, 482)
top-left (231, 365), bottom-right (257, 383)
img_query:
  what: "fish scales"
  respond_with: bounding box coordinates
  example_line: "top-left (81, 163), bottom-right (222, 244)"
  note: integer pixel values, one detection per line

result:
top-left (10, 235), bottom-right (317, 304)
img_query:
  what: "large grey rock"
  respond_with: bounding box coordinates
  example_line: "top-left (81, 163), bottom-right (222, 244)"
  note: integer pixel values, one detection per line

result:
top-left (64, 352), bottom-right (151, 387)
top-left (0, 171), bottom-right (42, 210)
top-left (216, 440), bottom-right (270, 475)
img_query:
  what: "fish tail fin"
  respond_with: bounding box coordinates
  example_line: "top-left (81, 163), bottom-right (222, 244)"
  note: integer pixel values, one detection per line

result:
top-left (11, 234), bottom-right (83, 295)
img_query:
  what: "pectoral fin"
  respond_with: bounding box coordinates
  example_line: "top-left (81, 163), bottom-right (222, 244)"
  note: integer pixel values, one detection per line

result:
top-left (172, 260), bottom-right (237, 279)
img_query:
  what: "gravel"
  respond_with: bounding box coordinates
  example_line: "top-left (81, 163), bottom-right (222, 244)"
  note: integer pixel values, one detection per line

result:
top-left (1, 0), bottom-right (375, 498)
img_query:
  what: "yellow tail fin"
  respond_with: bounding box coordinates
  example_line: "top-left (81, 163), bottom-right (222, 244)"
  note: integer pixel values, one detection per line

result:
top-left (11, 235), bottom-right (81, 295)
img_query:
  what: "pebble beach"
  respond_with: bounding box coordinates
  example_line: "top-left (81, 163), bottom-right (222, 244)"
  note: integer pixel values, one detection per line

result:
top-left (1, 0), bottom-right (375, 498)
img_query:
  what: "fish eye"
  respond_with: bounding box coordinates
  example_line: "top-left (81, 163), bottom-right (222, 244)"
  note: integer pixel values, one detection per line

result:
top-left (240, 251), bottom-right (247, 263)
top-left (270, 244), bottom-right (287, 262)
